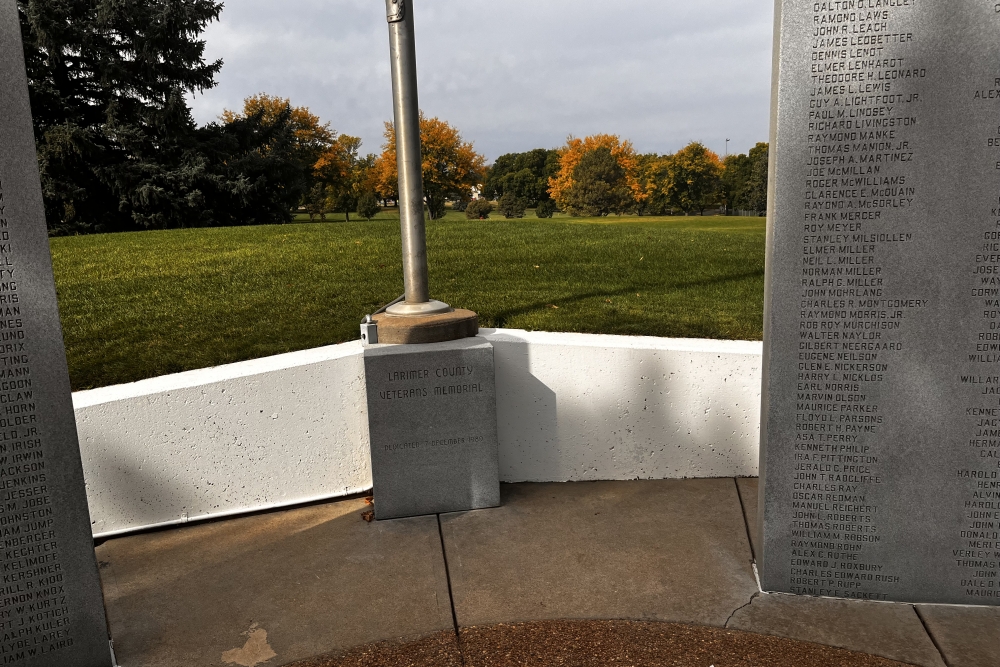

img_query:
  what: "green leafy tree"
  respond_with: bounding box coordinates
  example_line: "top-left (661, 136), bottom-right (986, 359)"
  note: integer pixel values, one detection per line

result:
top-left (465, 199), bottom-right (493, 220)
top-left (497, 191), bottom-right (527, 219)
top-left (720, 152), bottom-right (751, 214)
top-left (20, 0), bottom-right (224, 233)
top-left (483, 149), bottom-right (560, 206)
top-left (535, 200), bottom-right (557, 218)
top-left (305, 183), bottom-right (329, 221)
top-left (562, 147), bottom-right (634, 216)
top-left (662, 142), bottom-right (722, 215)
top-left (314, 134), bottom-right (362, 222)
top-left (720, 142), bottom-right (768, 214)
top-left (744, 142), bottom-right (769, 213)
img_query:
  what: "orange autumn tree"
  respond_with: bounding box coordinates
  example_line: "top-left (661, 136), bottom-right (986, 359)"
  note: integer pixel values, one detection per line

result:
top-left (373, 113), bottom-right (487, 219)
top-left (548, 134), bottom-right (644, 215)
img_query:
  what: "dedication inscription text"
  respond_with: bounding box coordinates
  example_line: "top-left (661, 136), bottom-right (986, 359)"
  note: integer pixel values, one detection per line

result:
top-left (365, 338), bottom-right (500, 520)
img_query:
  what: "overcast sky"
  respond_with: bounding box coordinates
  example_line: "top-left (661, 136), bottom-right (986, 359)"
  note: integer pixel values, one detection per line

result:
top-left (188, 0), bottom-right (775, 162)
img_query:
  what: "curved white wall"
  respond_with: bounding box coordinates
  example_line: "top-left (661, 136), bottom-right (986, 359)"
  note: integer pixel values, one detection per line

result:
top-left (73, 329), bottom-right (763, 537)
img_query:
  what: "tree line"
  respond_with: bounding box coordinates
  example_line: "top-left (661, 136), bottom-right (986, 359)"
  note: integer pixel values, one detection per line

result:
top-left (485, 137), bottom-right (769, 219)
top-left (19, 0), bottom-right (767, 234)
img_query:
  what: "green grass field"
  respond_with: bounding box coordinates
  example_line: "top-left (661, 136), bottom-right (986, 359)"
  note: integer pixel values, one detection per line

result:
top-left (50, 213), bottom-right (766, 390)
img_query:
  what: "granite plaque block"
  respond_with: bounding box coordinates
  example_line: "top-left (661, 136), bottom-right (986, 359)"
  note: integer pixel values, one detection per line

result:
top-left (761, 0), bottom-right (1000, 605)
top-left (0, 2), bottom-right (115, 664)
top-left (364, 338), bottom-right (500, 520)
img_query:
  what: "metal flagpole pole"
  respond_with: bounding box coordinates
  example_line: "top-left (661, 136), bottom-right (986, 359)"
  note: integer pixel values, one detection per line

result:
top-left (383, 0), bottom-right (451, 316)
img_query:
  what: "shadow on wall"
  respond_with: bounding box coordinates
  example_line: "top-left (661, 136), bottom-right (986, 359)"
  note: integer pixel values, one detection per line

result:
top-left (491, 333), bottom-right (560, 481)
top-left (76, 350), bottom-right (373, 537)
top-left (83, 441), bottom-right (203, 535)
top-left (484, 330), bottom-right (761, 483)
top-left (76, 332), bottom-right (762, 537)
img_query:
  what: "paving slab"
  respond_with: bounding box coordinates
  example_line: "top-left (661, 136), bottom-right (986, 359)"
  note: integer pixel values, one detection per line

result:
top-left (916, 605), bottom-right (1000, 667)
top-left (439, 479), bottom-right (758, 628)
top-left (97, 497), bottom-right (454, 667)
top-left (735, 477), bottom-right (759, 560)
top-left (727, 593), bottom-right (945, 667)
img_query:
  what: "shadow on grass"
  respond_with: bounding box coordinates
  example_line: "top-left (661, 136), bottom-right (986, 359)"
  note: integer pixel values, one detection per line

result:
top-left (487, 267), bottom-right (765, 330)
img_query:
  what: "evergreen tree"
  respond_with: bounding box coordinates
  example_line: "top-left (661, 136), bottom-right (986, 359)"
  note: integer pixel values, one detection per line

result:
top-left (19, 0), bottom-right (223, 233)
top-left (357, 192), bottom-right (381, 220)
top-left (497, 191), bottom-right (527, 218)
top-left (562, 147), bottom-right (633, 217)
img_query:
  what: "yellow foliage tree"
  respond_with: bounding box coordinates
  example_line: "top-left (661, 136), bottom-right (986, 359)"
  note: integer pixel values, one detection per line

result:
top-left (373, 113), bottom-right (487, 219)
top-left (221, 93), bottom-right (334, 160)
top-left (548, 134), bottom-right (644, 212)
top-left (314, 134), bottom-right (364, 221)
top-left (661, 142), bottom-right (723, 215)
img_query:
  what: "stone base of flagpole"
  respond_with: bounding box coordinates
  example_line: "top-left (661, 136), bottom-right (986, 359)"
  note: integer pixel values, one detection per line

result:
top-left (373, 309), bottom-right (479, 344)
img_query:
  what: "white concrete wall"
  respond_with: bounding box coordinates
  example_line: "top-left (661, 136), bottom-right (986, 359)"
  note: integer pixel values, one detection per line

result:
top-left (74, 330), bottom-right (763, 537)
top-left (488, 331), bottom-right (762, 482)
top-left (73, 345), bottom-right (372, 537)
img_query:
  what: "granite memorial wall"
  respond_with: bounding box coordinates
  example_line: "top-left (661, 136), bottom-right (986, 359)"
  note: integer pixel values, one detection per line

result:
top-left (761, 0), bottom-right (1000, 605)
top-left (0, 1), bottom-right (115, 664)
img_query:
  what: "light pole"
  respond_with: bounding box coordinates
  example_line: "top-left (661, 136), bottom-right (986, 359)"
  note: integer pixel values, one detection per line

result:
top-left (725, 138), bottom-right (730, 158)
top-left (383, 0), bottom-right (451, 316)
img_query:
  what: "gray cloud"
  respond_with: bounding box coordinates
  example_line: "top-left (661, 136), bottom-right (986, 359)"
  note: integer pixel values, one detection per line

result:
top-left (189, 0), bottom-right (774, 161)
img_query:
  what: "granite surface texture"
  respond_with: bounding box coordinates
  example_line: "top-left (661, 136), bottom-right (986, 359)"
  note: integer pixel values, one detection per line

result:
top-left (365, 338), bottom-right (499, 519)
top-left (0, 1), bottom-right (113, 663)
top-left (761, 0), bottom-right (1000, 604)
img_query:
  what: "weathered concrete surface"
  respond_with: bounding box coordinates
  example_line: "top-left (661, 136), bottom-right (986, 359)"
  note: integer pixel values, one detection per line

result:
top-left (735, 477), bottom-right (759, 560)
top-left (97, 498), bottom-right (453, 667)
top-left (93, 479), bottom-right (999, 667)
top-left (440, 479), bottom-right (758, 628)
top-left (917, 605), bottom-right (1000, 667)
top-left (728, 594), bottom-right (946, 667)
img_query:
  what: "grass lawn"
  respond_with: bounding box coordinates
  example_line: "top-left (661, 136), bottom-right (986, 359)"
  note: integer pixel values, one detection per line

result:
top-left (50, 213), bottom-right (765, 390)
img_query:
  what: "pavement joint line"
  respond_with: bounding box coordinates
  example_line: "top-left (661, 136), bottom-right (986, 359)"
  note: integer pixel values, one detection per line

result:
top-left (733, 477), bottom-right (758, 563)
top-left (436, 514), bottom-right (462, 647)
top-left (913, 605), bottom-right (951, 667)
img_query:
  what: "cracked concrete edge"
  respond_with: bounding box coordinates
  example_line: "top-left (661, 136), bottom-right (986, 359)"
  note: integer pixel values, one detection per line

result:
top-left (723, 477), bottom-right (765, 630)
top-left (725, 591), bottom-right (761, 628)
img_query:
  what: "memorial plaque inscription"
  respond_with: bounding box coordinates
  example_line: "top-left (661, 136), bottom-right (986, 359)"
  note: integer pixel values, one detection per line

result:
top-left (0, 2), bottom-right (115, 664)
top-left (762, 0), bottom-right (1000, 605)
top-left (364, 338), bottom-right (500, 520)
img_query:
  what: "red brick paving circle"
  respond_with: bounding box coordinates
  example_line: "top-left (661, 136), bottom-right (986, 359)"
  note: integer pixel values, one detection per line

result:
top-left (285, 619), bottom-right (916, 667)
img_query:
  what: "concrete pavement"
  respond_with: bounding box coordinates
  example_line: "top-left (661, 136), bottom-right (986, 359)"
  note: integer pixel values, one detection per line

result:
top-left (96, 479), bottom-right (999, 667)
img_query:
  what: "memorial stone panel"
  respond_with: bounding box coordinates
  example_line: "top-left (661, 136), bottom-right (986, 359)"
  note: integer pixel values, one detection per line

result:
top-left (364, 338), bottom-right (500, 520)
top-left (0, 2), bottom-right (115, 664)
top-left (762, 0), bottom-right (1000, 605)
